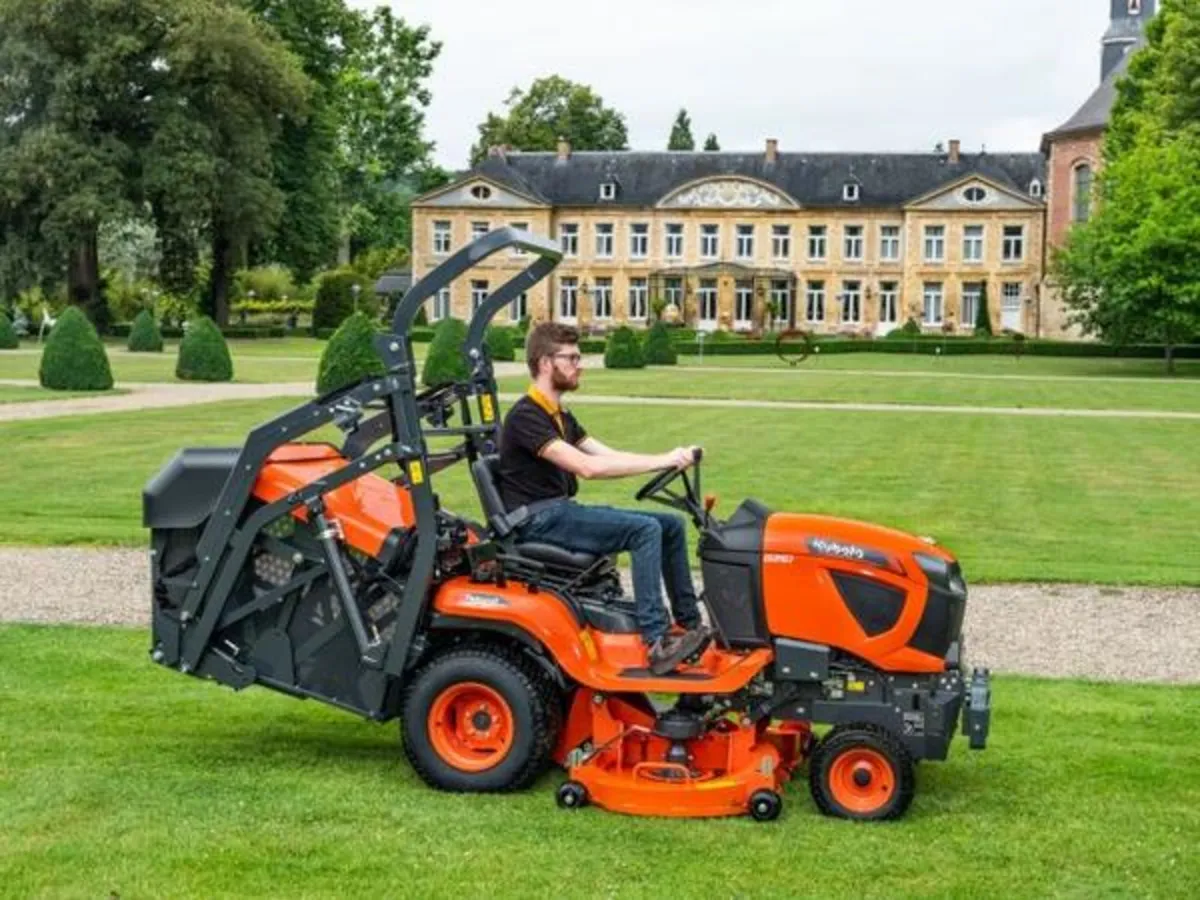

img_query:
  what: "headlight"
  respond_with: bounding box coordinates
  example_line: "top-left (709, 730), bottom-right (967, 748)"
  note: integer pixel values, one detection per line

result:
top-left (914, 552), bottom-right (967, 596)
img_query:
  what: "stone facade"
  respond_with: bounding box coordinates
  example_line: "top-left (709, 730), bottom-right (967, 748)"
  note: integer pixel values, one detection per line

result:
top-left (412, 167), bottom-right (1046, 337)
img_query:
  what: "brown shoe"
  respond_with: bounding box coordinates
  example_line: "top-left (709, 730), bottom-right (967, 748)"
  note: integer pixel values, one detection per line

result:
top-left (646, 629), bottom-right (709, 675)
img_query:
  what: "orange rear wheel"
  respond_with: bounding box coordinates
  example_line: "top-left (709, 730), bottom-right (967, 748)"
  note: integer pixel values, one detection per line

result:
top-left (427, 681), bottom-right (515, 772)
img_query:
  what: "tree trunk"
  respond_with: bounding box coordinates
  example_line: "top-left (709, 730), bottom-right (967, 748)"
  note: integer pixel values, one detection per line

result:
top-left (208, 228), bottom-right (234, 327)
top-left (1166, 343), bottom-right (1175, 376)
top-left (67, 229), bottom-right (99, 311)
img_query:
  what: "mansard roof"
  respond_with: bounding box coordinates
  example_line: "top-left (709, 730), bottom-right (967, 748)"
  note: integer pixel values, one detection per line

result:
top-left (430, 148), bottom-right (1045, 210)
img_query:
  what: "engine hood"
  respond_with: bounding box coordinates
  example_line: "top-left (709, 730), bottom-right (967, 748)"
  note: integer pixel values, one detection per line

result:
top-left (763, 513), bottom-right (956, 576)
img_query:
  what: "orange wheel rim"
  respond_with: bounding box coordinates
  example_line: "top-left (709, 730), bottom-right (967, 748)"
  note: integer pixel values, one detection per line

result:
top-left (427, 682), bottom-right (514, 772)
top-left (828, 748), bottom-right (896, 814)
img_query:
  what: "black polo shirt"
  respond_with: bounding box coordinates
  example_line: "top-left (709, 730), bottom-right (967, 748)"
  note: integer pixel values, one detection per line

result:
top-left (497, 395), bottom-right (588, 511)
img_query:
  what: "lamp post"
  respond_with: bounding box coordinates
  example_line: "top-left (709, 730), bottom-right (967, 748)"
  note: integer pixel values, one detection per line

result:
top-left (351, 282), bottom-right (361, 314)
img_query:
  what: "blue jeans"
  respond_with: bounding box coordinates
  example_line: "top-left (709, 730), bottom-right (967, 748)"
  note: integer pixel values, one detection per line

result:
top-left (517, 502), bottom-right (702, 644)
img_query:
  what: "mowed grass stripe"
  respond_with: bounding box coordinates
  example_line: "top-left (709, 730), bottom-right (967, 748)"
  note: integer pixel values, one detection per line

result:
top-left (0, 626), bottom-right (1197, 899)
top-left (2, 398), bottom-right (1197, 584)
top-left (497, 365), bottom-right (1200, 412)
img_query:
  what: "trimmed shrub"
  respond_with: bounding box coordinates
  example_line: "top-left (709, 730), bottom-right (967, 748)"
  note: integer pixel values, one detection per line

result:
top-left (414, 305), bottom-right (428, 327)
top-left (38, 306), bottom-right (113, 390)
top-left (643, 321), bottom-right (677, 365)
top-left (176, 316), bottom-right (233, 382)
top-left (485, 325), bottom-right (517, 362)
top-left (313, 268), bottom-right (374, 331)
top-left (976, 283), bottom-right (993, 337)
top-left (900, 317), bottom-right (921, 336)
top-left (0, 310), bottom-right (18, 349)
top-left (127, 308), bottom-right (164, 352)
top-left (316, 312), bottom-right (385, 395)
top-left (421, 317), bottom-right (469, 387)
top-left (604, 326), bottom-right (645, 369)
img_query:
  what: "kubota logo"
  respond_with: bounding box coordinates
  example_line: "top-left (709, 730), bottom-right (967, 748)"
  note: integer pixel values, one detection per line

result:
top-left (462, 592), bottom-right (509, 609)
top-left (808, 538), bottom-right (866, 560)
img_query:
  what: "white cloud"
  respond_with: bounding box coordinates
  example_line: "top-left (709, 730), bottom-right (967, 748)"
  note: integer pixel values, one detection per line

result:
top-left (350, 0), bottom-right (1114, 167)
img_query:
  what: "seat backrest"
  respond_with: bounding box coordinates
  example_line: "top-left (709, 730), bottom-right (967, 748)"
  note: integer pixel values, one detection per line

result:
top-left (470, 455), bottom-right (510, 535)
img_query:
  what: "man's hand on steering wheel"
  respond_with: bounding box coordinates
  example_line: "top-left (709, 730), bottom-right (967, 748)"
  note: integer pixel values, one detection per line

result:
top-left (665, 445), bottom-right (699, 470)
top-left (635, 446), bottom-right (703, 502)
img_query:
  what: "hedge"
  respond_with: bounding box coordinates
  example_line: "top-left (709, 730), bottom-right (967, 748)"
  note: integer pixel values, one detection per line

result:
top-left (0, 310), bottom-right (18, 349)
top-left (127, 309), bottom-right (164, 352)
top-left (673, 339), bottom-right (1200, 359)
top-left (604, 326), bottom-right (645, 369)
top-left (109, 323), bottom-right (287, 340)
top-left (316, 312), bottom-right (386, 395)
top-left (39, 306), bottom-right (114, 390)
top-left (176, 317), bottom-right (234, 382)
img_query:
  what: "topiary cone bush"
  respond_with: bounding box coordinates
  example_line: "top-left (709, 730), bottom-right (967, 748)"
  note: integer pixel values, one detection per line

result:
top-left (604, 325), bottom-right (645, 369)
top-left (421, 317), bottom-right (469, 387)
top-left (38, 305), bottom-right (114, 390)
top-left (176, 316), bottom-right (233, 382)
top-left (316, 312), bottom-right (386, 395)
top-left (127, 308), bottom-right (164, 352)
top-left (485, 325), bottom-right (516, 362)
top-left (642, 321), bottom-right (677, 365)
top-left (0, 310), bottom-right (18, 349)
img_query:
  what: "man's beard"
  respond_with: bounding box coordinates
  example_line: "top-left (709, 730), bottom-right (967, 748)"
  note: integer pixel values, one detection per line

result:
top-left (551, 368), bottom-right (579, 392)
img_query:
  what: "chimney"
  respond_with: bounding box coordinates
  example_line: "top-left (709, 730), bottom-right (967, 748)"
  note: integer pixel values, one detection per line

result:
top-left (765, 138), bottom-right (778, 164)
top-left (556, 137), bottom-right (571, 161)
top-left (948, 139), bottom-right (961, 164)
top-left (487, 144), bottom-right (509, 159)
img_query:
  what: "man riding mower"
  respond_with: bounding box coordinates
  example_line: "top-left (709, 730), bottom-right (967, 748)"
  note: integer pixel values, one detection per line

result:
top-left (142, 227), bottom-right (991, 822)
top-left (498, 320), bottom-right (710, 674)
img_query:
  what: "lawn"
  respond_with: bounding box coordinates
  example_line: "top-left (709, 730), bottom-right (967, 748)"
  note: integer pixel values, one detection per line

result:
top-left (0, 339), bottom-right (425, 385)
top-left (678, 351), bottom-right (1200, 379)
top-left (3, 398), bottom-right (1199, 584)
top-left (0, 385), bottom-right (128, 404)
top-left (0, 626), bottom-right (1196, 899)
top-left (496, 365), bottom-right (1200, 413)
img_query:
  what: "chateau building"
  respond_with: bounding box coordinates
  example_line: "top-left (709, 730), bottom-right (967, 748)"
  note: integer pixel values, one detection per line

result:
top-left (411, 1), bottom-right (1155, 339)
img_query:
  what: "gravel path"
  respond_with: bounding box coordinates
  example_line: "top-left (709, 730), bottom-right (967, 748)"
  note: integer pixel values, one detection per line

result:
top-left (2, 547), bottom-right (1196, 685)
top-left (5, 378), bottom-right (1200, 423)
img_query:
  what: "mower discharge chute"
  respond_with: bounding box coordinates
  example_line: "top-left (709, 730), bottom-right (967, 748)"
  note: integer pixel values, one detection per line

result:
top-left (143, 227), bottom-right (991, 822)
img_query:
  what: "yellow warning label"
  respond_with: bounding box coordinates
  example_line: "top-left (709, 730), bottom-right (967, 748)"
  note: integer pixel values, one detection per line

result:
top-left (847, 679), bottom-right (866, 692)
top-left (695, 778), bottom-right (737, 791)
top-left (579, 630), bottom-right (598, 661)
top-left (481, 395), bottom-right (495, 422)
top-left (408, 461), bottom-right (425, 485)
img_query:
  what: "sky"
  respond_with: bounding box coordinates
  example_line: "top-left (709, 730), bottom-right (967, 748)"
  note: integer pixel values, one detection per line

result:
top-left (353, 0), bottom-right (1118, 169)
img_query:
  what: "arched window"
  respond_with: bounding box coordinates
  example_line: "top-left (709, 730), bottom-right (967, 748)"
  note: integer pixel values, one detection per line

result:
top-left (1073, 164), bottom-right (1093, 223)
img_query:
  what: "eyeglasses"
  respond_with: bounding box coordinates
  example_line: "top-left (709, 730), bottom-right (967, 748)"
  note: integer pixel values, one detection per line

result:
top-left (551, 352), bottom-right (583, 366)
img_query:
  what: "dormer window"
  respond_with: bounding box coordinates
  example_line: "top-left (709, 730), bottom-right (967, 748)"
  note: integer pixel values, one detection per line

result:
top-left (599, 181), bottom-right (617, 201)
top-left (1128, 0), bottom-right (1141, 14)
top-left (842, 182), bottom-right (860, 202)
top-left (1029, 178), bottom-right (1044, 199)
top-left (470, 184), bottom-right (493, 201)
top-left (962, 185), bottom-right (988, 204)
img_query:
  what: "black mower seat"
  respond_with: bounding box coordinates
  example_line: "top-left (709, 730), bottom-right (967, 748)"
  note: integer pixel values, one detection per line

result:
top-left (515, 542), bottom-right (599, 571)
top-left (470, 455), bottom-right (600, 571)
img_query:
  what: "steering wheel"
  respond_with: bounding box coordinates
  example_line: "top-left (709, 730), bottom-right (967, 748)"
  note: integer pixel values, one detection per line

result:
top-left (635, 448), bottom-right (703, 501)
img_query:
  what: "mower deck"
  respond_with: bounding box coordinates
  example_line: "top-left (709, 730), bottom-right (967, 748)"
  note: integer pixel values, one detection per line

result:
top-left (555, 692), bottom-right (811, 820)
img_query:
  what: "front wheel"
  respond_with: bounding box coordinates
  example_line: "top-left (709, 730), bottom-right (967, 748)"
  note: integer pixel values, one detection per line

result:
top-left (808, 724), bottom-right (915, 821)
top-left (401, 647), bottom-right (555, 792)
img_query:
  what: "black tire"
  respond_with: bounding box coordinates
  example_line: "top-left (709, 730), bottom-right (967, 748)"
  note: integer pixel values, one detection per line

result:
top-left (808, 723), bottom-right (915, 821)
top-left (401, 647), bottom-right (553, 792)
top-left (556, 780), bottom-right (588, 810)
top-left (748, 789), bottom-right (783, 822)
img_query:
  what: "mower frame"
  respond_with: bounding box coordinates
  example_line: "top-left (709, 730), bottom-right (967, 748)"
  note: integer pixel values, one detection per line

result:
top-left (149, 228), bottom-right (562, 703)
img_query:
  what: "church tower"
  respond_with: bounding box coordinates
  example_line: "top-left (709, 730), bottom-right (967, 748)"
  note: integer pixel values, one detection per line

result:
top-left (1102, 0), bottom-right (1156, 81)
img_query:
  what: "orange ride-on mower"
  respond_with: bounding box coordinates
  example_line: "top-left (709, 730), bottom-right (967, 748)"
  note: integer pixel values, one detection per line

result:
top-left (143, 227), bottom-right (990, 822)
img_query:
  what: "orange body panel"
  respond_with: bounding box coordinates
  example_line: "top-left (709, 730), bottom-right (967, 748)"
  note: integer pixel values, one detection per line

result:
top-left (761, 513), bottom-right (955, 673)
top-left (433, 576), bottom-right (773, 694)
top-left (251, 443), bottom-right (415, 559)
top-left (555, 691), bottom-right (811, 818)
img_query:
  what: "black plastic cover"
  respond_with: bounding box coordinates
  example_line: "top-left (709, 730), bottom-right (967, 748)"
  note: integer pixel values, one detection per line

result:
top-left (832, 572), bottom-right (906, 637)
top-left (143, 448), bottom-right (240, 529)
